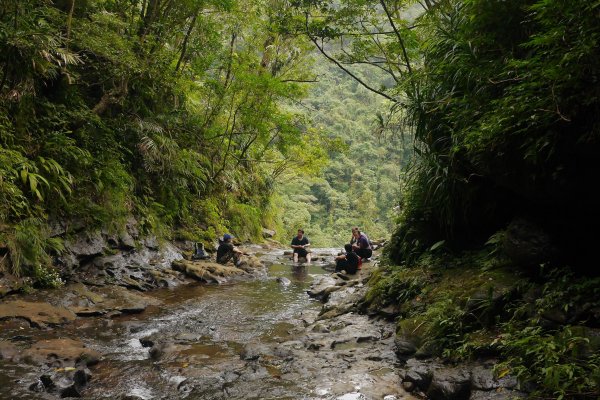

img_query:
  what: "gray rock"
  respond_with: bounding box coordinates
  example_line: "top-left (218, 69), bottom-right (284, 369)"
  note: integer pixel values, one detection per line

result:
top-left (426, 368), bottom-right (471, 400)
top-left (118, 229), bottom-right (136, 249)
top-left (64, 231), bottom-right (106, 259)
top-left (402, 381), bottom-right (415, 392)
top-left (471, 365), bottom-right (517, 391)
top-left (403, 359), bottom-right (435, 389)
top-left (470, 389), bottom-right (525, 400)
top-left (307, 275), bottom-right (339, 300)
top-left (394, 336), bottom-right (417, 357)
top-left (262, 228), bottom-right (276, 238)
top-left (143, 235), bottom-right (159, 250)
top-left (502, 218), bottom-right (555, 266)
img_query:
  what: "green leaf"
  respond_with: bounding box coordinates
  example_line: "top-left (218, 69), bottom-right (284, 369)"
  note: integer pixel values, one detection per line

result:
top-left (429, 240), bottom-right (445, 251)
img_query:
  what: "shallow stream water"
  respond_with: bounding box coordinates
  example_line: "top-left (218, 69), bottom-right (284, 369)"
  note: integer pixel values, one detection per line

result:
top-left (1, 248), bottom-right (407, 399)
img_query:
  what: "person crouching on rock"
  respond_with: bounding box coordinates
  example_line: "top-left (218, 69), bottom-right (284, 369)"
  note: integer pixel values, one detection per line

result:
top-left (335, 244), bottom-right (359, 274)
top-left (291, 229), bottom-right (311, 263)
top-left (217, 233), bottom-right (243, 265)
top-left (352, 229), bottom-right (373, 261)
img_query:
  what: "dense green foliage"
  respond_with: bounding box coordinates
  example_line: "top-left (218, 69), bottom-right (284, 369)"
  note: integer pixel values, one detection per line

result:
top-left (293, 0), bottom-right (600, 262)
top-left (0, 0), bottom-right (330, 278)
top-left (276, 61), bottom-right (410, 246)
top-left (293, 0), bottom-right (600, 397)
top-left (388, 0), bottom-right (600, 264)
top-left (364, 253), bottom-right (600, 399)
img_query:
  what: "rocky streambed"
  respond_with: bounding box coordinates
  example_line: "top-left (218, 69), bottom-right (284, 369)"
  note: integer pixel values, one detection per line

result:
top-left (0, 241), bottom-right (415, 400)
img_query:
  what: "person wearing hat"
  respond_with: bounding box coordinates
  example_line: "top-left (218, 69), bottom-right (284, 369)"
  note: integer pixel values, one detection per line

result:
top-left (216, 233), bottom-right (243, 264)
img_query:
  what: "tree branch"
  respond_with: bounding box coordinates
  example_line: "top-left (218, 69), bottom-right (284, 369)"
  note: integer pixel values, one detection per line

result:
top-left (379, 0), bottom-right (412, 74)
top-left (306, 14), bottom-right (397, 103)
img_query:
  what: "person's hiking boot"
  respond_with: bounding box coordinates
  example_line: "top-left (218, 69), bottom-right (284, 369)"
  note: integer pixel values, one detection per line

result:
top-left (335, 272), bottom-right (350, 280)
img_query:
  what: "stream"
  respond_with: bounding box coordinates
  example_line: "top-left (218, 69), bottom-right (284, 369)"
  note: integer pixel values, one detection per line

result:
top-left (0, 248), bottom-right (411, 400)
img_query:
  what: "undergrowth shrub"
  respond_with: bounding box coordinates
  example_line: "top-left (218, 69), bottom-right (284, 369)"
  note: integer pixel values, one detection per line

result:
top-left (496, 326), bottom-right (600, 399)
top-left (224, 202), bottom-right (263, 242)
top-left (376, 247), bottom-right (600, 398)
top-left (1, 218), bottom-right (63, 280)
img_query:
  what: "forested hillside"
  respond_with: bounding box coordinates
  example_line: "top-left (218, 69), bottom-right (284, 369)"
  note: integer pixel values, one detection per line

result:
top-left (1, 0), bottom-right (599, 398)
top-left (294, 0), bottom-right (600, 398)
top-left (276, 60), bottom-right (410, 246)
top-left (0, 0), bottom-right (332, 281)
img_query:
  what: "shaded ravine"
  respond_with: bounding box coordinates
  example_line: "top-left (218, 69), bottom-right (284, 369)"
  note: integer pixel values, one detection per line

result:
top-left (0, 248), bottom-right (411, 399)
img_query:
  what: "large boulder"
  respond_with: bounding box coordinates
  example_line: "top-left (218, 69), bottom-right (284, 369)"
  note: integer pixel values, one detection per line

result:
top-left (502, 218), bottom-right (555, 267)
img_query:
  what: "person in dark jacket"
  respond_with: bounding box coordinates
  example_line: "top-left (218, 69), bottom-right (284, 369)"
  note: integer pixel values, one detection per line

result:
top-left (335, 244), bottom-right (360, 274)
top-left (352, 229), bottom-right (373, 260)
top-left (216, 233), bottom-right (242, 264)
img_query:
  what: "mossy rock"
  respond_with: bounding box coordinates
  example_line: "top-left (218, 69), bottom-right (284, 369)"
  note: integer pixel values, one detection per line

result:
top-left (398, 317), bottom-right (426, 347)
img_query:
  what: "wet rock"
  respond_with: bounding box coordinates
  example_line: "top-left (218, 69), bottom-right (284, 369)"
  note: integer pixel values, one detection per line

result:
top-left (312, 323), bottom-right (330, 333)
top-left (327, 283), bottom-right (363, 309)
top-left (23, 338), bottom-right (101, 367)
top-left (426, 368), bottom-right (471, 400)
top-left (470, 389), bottom-right (526, 400)
top-left (402, 359), bottom-right (434, 389)
top-left (71, 368), bottom-right (92, 392)
top-left (0, 340), bottom-right (19, 361)
top-left (172, 259), bottom-right (260, 283)
top-left (307, 275), bottom-right (339, 300)
top-left (63, 284), bottom-right (160, 316)
top-left (236, 255), bottom-right (266, 275)
top-left (471, 365), bottom-right (517, 391)
top-left (139, 337), bottom-right (154, 348)
top-left (29, 374), bottom-right (56, 391)
top-left (241, 343), bottom-right (270, 360)
top-left (276, 277), bottom-right (291, 286)
top-left (402, 381), bottom-right (415, 392)
top-left (0, 300), bottom-right (76, 327)
top-left (394, 336), bottom-right (418, 357)
top-left (318, 305), bottom-right (353, 321)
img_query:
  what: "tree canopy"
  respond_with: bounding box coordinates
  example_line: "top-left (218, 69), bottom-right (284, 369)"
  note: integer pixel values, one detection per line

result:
top-left (0, 0), bottom-right (333, 276)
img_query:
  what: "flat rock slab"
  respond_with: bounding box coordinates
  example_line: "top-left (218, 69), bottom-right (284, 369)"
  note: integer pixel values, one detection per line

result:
top-left (0, 300), bottom-right (76, 327)
top-left (172, 256), bottom-right (265, 284)
top-left (23, 338), bottom-right (100, 367)
top-left (65, 284), bottom-right (161, 315)
top-left (173, 260), bottom-right (245, 283)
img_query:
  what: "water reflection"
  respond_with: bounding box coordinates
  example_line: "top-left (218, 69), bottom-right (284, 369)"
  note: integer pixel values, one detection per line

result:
top-left (291, 264), bottom-right (309, 280)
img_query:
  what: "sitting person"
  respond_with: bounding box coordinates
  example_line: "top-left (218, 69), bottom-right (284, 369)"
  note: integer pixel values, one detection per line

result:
top-left (352, 229), bottom-right (373, 260)
top-left (335, 244), bottom-right (360, 274)
top-left (216, 233), bottom-right (243, 264)
top-left (291, 229), bottom-right (311, 263)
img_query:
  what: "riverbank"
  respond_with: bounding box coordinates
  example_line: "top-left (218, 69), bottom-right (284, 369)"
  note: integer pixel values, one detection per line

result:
top-left (0, 236), bottom-right (415, 399)
top-left (362, 247), bottom-right (600, 400)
